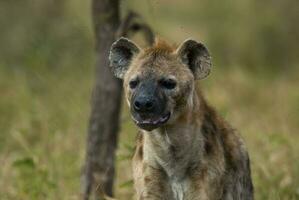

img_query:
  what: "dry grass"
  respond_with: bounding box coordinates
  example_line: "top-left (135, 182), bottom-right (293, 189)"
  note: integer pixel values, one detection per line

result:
top-left (0, 0), bottom-right (298, 199)
top-left (0, 60), bottom-right (299, 200)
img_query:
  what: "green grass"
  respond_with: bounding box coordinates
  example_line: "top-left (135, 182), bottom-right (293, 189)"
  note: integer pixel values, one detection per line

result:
top-left (0, 0), bottom-right (299, 199)
top-left (1, 65), bottom-right (298, 199)
top-left (0, 67), bottom-right (92, 199)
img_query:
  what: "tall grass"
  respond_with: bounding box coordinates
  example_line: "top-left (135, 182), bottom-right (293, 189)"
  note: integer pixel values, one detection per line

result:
top-left (0, 0), bottom-right (298, 199)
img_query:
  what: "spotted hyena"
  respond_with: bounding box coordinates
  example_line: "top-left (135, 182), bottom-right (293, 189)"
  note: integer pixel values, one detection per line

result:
top-left (109, 37), bottom-right (254, 200)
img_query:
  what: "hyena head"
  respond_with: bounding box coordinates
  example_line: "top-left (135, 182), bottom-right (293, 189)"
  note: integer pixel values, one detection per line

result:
top-left (109, 37), bottom-right (211, 131)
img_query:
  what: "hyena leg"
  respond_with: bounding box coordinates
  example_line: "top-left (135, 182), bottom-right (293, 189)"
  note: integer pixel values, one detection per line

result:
top-left (134, 164), bottom-right (170, 200)
top-left (223, 157), bottom-right (254, 200)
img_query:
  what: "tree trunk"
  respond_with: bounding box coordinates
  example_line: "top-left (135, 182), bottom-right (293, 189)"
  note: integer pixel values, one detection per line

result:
top-left (82, 0), bottom-right (121, 199)
top-left (82, 1), bottom-right (154, 198)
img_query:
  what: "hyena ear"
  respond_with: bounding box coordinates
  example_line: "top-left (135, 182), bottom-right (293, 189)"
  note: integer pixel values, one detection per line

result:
top-left (109, 37), bottom-right (140, 79)
top-left (176, 39), bottom-right (211, 80)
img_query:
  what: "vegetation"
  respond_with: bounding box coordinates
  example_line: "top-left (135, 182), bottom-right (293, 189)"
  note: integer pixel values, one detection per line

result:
top-left (0, 0), bottom-right (298, 199)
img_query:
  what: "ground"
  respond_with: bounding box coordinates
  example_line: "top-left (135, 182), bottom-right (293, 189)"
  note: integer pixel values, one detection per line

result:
top-left (0, 0), bottom-right (298, 199)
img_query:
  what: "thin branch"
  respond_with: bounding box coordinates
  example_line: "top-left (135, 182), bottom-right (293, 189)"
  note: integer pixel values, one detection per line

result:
top-left (117, 11), bottom-right (155, 45)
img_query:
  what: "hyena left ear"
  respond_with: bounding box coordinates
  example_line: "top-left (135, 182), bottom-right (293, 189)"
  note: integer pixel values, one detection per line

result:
top-left (109, 37), bottom-right (140, 79)
top-left (176, 39), bottom-right (211, 80)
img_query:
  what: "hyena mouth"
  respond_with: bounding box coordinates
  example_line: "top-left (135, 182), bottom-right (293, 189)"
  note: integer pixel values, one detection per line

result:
top-left (132, 112), bottom-right (171, 131)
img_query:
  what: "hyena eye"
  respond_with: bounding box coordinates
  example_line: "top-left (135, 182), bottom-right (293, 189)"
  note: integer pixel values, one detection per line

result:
top-left (159, 79), bottom-right (177, 90)
top-left (129, 79), bottom-right (139, 89)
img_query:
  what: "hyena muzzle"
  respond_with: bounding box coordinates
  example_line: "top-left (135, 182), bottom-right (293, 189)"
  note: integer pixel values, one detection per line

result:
top-left (109, 37), bottom-right (254, 200)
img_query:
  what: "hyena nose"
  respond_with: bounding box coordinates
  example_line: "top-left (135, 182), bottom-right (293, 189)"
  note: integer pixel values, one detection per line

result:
top-left (133, 97), bottom-right (155, 113)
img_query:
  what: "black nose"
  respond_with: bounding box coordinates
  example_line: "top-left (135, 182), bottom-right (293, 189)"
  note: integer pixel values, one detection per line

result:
top-left (133, 96), bottom-right (155, 112)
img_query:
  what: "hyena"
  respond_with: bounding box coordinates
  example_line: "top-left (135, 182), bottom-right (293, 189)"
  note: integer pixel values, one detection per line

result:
top-left (109, 37), bottom-right (254, 200)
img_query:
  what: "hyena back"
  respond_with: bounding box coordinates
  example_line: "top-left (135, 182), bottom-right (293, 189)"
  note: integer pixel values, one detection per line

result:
top-left (109, 37), bottom-right (254, 200)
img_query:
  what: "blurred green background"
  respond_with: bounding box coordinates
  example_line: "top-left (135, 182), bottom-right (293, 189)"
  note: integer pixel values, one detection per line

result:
top-left (0, 0), bottom-right (298, 199)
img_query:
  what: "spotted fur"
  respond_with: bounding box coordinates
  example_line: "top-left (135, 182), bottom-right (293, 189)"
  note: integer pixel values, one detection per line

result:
top-left (109, 38), bottom-right (254, 200)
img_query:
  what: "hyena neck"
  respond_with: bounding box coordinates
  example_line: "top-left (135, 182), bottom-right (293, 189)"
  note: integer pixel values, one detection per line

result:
top-left (143, 88), bottom-right (205, 178)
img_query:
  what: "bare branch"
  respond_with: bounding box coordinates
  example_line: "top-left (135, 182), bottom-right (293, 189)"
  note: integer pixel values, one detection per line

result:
top-left (117, 11), bottom-right (155, 45)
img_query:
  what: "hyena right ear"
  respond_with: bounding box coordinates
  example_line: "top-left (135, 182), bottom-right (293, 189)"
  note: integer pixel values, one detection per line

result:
top-left (109, 37), bottom-right (140, 79)
top-left (176, 39), bottom-right (212, 80)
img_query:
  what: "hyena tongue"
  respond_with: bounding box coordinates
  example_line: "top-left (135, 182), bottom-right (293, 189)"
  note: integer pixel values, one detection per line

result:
top-left (145, 112), bottom-right (170, 125)
top-left (134, 112), bottom-right (170, 127)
